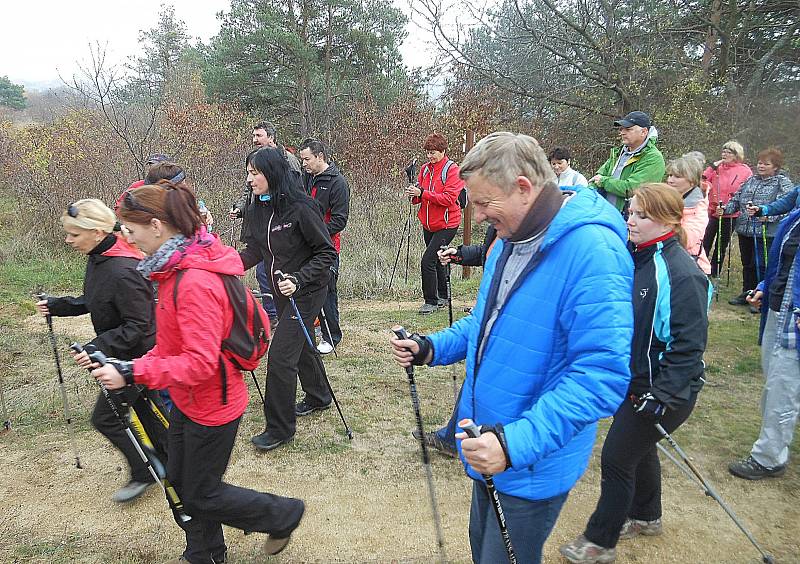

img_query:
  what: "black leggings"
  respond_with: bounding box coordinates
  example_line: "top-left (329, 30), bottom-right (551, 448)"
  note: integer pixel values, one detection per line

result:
top-left (168, 408), bottom-right (304, 563)
top-left (583, 393), bottom-right (697, 549)
top-left (91, 386), bottom-right (168, 483)
top-left (702, 216), bottom-right (733, 277)
top-left (738, 233), bottom-right (772, 293)
top-left (262, 288), bottom-right (332, 439)
top-left (421, 227), bottom-right (458, 305)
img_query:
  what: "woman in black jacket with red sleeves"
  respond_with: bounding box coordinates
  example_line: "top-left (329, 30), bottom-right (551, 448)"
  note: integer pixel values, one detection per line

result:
top-left (239, 147), bottom-right (338, 451)
top-left (36, 198), bottom-right (160, 503)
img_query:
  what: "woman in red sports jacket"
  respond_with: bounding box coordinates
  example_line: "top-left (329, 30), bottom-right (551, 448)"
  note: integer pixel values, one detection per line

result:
top-left (404, 133), bottom-right (464, 314)
top-left (93, 182), bottom-right (304, 563)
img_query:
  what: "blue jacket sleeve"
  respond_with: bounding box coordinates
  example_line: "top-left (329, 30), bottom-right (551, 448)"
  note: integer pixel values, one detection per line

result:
top-left (427, 312), bottom-right (477, 366)
top-left (763, 187), bottom-right (800, 217)
top-left (502, 230), bottom-right (633, 468)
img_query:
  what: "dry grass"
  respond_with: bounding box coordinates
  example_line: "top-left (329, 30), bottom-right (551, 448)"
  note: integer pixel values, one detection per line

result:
top-left (0, 236), bottom-right (798, 563)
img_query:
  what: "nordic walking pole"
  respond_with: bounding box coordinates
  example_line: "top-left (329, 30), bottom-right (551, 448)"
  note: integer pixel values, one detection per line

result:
top-left (318, 306), bottom-right (338, 358)
top-left (655, 424), bottom-right (775, 564)
top-left (404, 159), bottom-right (418, 286)
top-left (725, 218), bottom-right (733, 287)
top-left (249, 370), bottom-right (265, 404)
top-left (392, 325), bottom-right (447, 563)
top-left (440, 245), bottom-right (458, 403)
top-left (275, 271), bottom-right (353, 440)
top-left (38, 293), bottom-right (82, 469)
top-left (389, 210), bottom-right (412, 290)
top-left (460, 419), bottom-right (516, 563)
top-left (749, 204), bottom-right (762, 285)
top-left (389, 159), bottom-right (418, 290)
top-left (0, 378), bottom-right (10, 432)
top-left (78, 344), bottom-right (191, 523)
top-left (404, 204), bottom-right (413, 284)
top-left (715, 204), bottom-right (723, 302)
top-left (762, 223), bottom-right (768, 272)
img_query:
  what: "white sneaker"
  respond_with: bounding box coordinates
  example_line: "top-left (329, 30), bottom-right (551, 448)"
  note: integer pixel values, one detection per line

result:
top-left (317, 340), bottom-right (334, 354)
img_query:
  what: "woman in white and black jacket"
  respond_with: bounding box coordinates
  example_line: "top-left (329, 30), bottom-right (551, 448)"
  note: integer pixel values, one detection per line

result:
top-left (562, 183), bottom-right (712, 563)
top-left (240, 147), bottom-right (338, 451)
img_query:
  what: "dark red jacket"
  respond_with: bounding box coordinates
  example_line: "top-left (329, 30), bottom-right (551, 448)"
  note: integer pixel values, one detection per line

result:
top-left (133, 234), bottom-right (249, 426)
top-left (412, 157), bottom-right (463, 231)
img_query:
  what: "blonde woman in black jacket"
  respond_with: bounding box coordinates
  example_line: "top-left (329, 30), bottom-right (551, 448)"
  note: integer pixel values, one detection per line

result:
top-left (36, 199), bottom-right (159, 503)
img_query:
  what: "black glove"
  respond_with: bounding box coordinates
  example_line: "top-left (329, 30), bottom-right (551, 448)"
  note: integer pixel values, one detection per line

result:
top-left (86, 345), bottom-right (134, 386)
top-left (408, 332), bottom-right (433, 366)
top-left (632, 392), bottom-right (666, 423)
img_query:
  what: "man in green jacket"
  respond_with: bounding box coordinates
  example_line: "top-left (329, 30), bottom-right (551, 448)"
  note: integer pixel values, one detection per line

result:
top-left (590, 111), bottom-right (666, 213)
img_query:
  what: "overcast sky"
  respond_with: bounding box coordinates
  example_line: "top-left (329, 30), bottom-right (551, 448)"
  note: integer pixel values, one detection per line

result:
top-left (1, 0), bottom-right (431, 89)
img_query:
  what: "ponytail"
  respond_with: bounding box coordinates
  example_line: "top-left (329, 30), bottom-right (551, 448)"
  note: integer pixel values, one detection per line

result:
top-left (118, 181), bottom-right (203, 237)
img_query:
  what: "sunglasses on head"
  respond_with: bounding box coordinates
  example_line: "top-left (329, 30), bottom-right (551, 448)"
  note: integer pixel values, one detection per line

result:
top-left (123, 190), bottom-right (159, 216)
top-left (67, 203), bottom-right (79, 218)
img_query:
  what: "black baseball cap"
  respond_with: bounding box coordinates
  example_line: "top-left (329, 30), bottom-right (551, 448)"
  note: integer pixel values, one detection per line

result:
top-left (613, 111), bottom-right (652, 128)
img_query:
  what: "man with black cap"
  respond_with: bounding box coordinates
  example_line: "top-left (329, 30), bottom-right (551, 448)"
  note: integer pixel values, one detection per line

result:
top-left (590, 111), bottom-right (666, 213)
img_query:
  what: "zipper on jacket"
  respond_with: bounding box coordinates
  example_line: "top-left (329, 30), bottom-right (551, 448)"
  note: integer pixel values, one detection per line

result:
top-left (267, 210), bottom-right (276, 289)
top-left (646, 246), bottom-right (662, 388)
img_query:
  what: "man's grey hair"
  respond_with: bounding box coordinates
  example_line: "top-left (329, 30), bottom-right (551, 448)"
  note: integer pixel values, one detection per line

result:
top-left (460, 132), bottom-right (557, 193)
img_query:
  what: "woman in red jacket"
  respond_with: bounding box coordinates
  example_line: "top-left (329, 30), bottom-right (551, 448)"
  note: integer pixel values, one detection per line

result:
top-left (404, 133), bottom-right (464, 314)
top-left (93, 182), bottom-right (304, 563)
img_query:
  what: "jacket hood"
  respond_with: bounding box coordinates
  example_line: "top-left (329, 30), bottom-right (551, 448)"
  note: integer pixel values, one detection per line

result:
top-left (175, 234), bottom-right (244, 277)
top-left (540, 188), bottom-right (629, 252)
top-left (683, 186), bottom-right (704, 208)
top-left (102, 233), bottom-right (145, 260)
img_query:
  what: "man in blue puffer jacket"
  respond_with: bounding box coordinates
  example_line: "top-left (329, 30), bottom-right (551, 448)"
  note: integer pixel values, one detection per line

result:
top-left (391, 132), bottom-right (633, 564)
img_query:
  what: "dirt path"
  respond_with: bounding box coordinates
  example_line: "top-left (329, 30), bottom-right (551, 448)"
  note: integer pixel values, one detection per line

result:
top-left (0, 301), bottom-right (797, 563)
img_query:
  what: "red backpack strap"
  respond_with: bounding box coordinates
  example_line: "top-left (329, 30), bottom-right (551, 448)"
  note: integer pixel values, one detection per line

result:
top-left (172, 269), bottom-right (186, 308)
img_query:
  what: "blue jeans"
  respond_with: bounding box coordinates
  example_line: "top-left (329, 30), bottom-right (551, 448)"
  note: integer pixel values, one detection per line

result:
top-left (255, 261), bottom-right (277, 319)
top-left (469, 481), bottom-right (568, 564)
top-left (434, 385), bottom-right (460, 449)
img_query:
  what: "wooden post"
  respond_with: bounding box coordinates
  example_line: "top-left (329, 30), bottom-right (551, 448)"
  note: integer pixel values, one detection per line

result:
top-left (462, 129), bottom-right (475, 279)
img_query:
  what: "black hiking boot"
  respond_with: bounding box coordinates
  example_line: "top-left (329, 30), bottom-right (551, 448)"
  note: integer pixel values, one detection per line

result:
top-left (728, 455), bottom-right (786, 480)
top-left (295, 399), bottom-right (332, 416)
top-left (251, 431), bottom-right (293, 452)
top-left (728, 291), bottom-right (749, 306)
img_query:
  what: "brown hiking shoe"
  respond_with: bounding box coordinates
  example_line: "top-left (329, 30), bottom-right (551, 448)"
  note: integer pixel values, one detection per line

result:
top-left (559, 535), bottom-right (617, 563)
top-left (619, 517), bottom-right (663, 540)
top-left (411, 428), bottom-right (458, 458)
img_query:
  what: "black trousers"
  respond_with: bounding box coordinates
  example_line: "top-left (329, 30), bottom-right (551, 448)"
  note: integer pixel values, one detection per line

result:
top-left (583, 394), bottom-right (697, 549)
top-left (738, 232), bottom-right (772, 293)
top-left (263, 288), bottom-right (332, 439)
top-left (91, 386), bottom-right (168, 484)
top-left (421, 227), bottom-right (458, 305)
top-left (168, 408), bottom-right (305, 564)
top-left (702, 216), bottom-right (734, 277)
top-left (320, 255), bottom-right (342, 346)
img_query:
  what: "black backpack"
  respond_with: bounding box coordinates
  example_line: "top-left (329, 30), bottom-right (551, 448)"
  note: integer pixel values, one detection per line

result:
top-left (173, 270), bottom-right (270, 404)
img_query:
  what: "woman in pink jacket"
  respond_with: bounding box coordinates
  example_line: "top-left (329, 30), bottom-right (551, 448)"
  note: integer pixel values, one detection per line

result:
top-left (702, 140), bottom-right (752, 276)
top-left (667, 157), bottom-right (711, 275)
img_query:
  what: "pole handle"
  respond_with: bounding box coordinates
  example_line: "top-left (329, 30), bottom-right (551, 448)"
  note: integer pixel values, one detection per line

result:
top-left (460, 418), bottom-right (481, 438)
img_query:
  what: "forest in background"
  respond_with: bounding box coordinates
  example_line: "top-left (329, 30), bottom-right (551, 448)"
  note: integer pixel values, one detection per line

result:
top-left (1, 0), bottom-right (798, 295)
